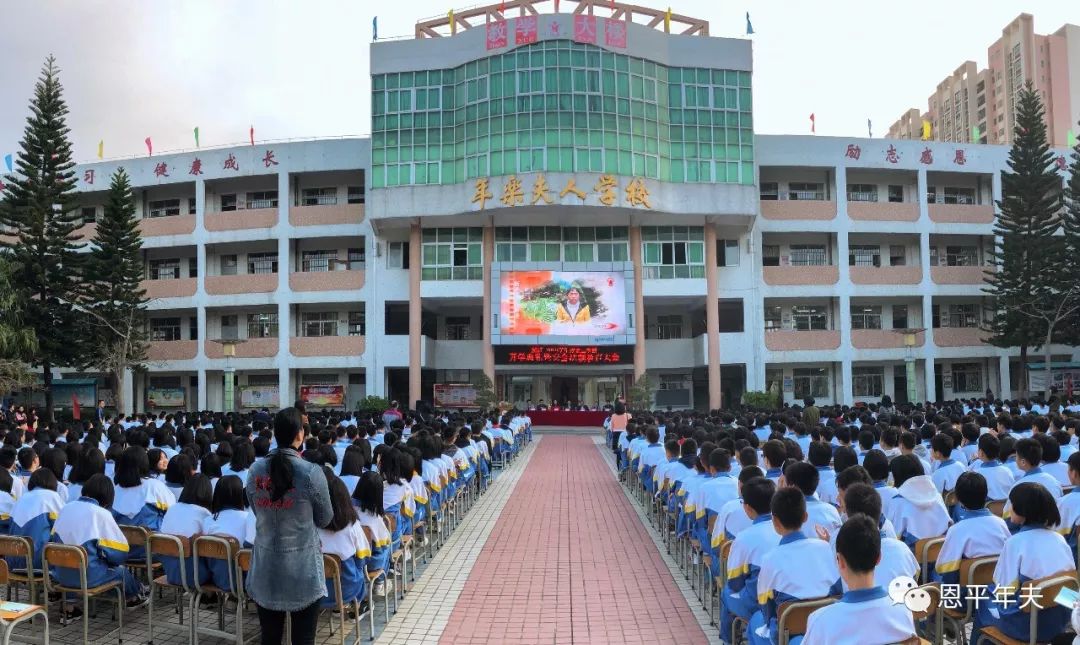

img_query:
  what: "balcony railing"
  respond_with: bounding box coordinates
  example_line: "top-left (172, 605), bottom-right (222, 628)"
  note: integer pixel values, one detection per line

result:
top-left (300, 195), bottom-right (338, 206)
top-left (846, 191), bottom-right (878, 202)
top-left (146, 340), bottom-right (198, 361)
top-left (246, 199), bottom-right (278, 209)
top-left (205, 273), bottom-right (278, 295)
top-left (762, 265), bottom-right (839, 286)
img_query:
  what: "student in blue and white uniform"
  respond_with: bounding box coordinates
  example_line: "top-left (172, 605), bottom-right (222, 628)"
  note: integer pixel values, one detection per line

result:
top-left (974, 483), bottom-right (1074, 642)
top-left (163, 454), bottom-right (195, 499)
top-left (784, 462), bottom-right (842, 538)
top-left (651, 440), bottom-right (681, 502)
top-left (807, 443), bottom-right (838, 507)
top-left (39, 447), bottom-right (69, 502)
top-left (1004, 439), bottom-right (1063, 525)
top-left (801, 515), bottom-right (916, 645)
top-left (934, 472), bottom-right (1010, 590)
top-left (749, 487), bottom-right (841, 645)
top-left (112, 446), bottom-right (176, 561)
top-left (318, 470), bottom-right (371, 609)
top-left (403, 446), bottom-right (428, 530)
top-left (0, 470), bottom-right (16, 535)
top-left (354, 471), bottom-right (393, 597)
top-left (1056, 452), bottom-right (1080, 548)
top-left (338, 447), bottom-right (367, 499)
top-left (720, 477), bottom-right (779, 644)
top-left (838, 483), bottom-right (916, 590)
top-left (711, 466), bottom-right (763, 564)
top-left (159, 474), bottom-right (213, 587)
top-left (930, 433), bottom-right (966, 494)
top-left (760, 441), bottom-right (786, 484)
top-left (9, 469), bottom-right (65, 571)
top-left (885, 454), bottom-right (951, 547)
top-left (861, 451), bottom-right (898, 519)
top-left (970, 434), bottom-right (1015, 502)
top-left (381, 449), bottom-right (416, 544)
top-left (1035, 434), bottom-right (1070, 487)
top-left (50, 474), bottom-right (146, 616)
top-left (637, 427), bottom-right (666, 493)
top-left (199, 475), bottom-right (247, 592)
top-left (66, 446), bottom-right (106, 503)
top-left (691, 449), bottom-right (739, 549)
top-left (221, 441), bottom-right (255, 485)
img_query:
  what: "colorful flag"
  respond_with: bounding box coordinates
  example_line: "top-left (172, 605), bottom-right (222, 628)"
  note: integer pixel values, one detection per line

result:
top-left (71, 394), bottom-right (80, 420)
top-left (145, 137), bottom-right (152, 156)
top-left (810, 113), bottom-right (815, 134)
top-left (249, 126), bottom-right (254, 146)
top-left (449, 9), bottom-right (456, 34)
top-left (194, 126), bottom-right (200, 148)
top-left (3, 154), bottom-right (11, 173)
top-left (372, 16), bottom-right (377, 41)
top-left (664, 8), bottom-right (671, 33)
top-left (921, 120), bottom-right (932, 140)
top-left (1069, 130), bottom-right (1077, 149)
top-left (867, 119), bottom-right (872, 138)
top-left (499, 0), bottom-right (505, 12)
top-left (97, 140), bottom-right (103, 159)
top-left (609, 0), bottom-right (615, 10)
top-left (746, 12), bottom-right (754, 35)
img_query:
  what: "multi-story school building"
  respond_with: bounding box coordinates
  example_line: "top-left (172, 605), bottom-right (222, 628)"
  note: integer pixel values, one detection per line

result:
top-left (61, 2), bottom-right (1078, 414)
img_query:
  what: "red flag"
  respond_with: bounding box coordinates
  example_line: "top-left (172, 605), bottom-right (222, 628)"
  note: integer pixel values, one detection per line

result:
top-left (71, 394), bottom-right (81, 420)
top-left (144, 137), bottom-right (152, 156)
top-left (609, 0), bottom-right (614, 9)
top-left (249, 126), bottom-right (255, 146)
top-left (499, 0), bottom-right (505, 11)
top-left (809, 113), bottom-right (816, 134)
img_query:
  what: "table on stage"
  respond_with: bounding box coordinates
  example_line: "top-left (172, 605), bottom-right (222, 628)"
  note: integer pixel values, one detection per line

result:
top-left (527, 410), bottom-right (609, 427)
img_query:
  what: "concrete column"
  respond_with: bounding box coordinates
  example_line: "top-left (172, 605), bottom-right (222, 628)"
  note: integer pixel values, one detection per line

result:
top-left (840, 360), bottom-right (854, 406)
top-left (277, 170), bottom-right (292, 407)
top-left (924, 356), bottom-right (937, 403)
top-left (481, 225), bottom-right (495, 384)
top-left (629, 226), bottom-right (646, 382)
top-left (197, 369), bottom-right (207, 410)
top-left (704, 224), bottom-right (722, 410)
top-left (409, 223), bottom-right (422, 407)
top-left (121, 369), bottom-right (135, 416)
top-left (998, 355), bottom-right (1012, 399)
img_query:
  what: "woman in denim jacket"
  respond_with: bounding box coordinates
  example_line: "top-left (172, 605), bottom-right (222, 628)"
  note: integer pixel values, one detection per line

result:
top-left (245, 408), bottom-right (333, 645)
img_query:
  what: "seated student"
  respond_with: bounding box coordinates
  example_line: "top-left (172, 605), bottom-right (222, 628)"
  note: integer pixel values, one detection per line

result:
top-left (710, 465), bottom-right (765, 579)
top-left (761, 441), bottom-right (786, 483)
top-left (0, 447), bottom-right (26, 501)
top-left (0, 470), bottom-right (15, 534)
top-left (783, 462), bottom-right (842, 538)
top-left (934, 472), bottom-right (1011, 590)
top-left (1035, 434), bottom-right (1070, 487)
top-left (974, 483), bottom-right (1074, 642)
top-left (1056, 452), bottom-right (1080, 548)
top-left (666, 439), bottom-right (700, 509)
top-left (878, 428), bottom-right (901, 461)
top-left (199, 475), bottom-right (247, 592)
top-left (39, 447), bottom-right (69, 502)
top-left (808, 442), bottom-right (839, 507)
top-left (861, 450), bottom-right (897, 518)
top-left (15, 447), bottom-right (37, 484)
top-left (636, 427), bottom-right (665, 493)
top-left (651, 439), bottom-right (681, 504)
top-left (930, 433), bottom-right (966, 494)
top-left (201, 453), bottom-right (223, 491)
top-left (677, 445), bottom-right (714, 536)
top-left (353, 471), bottom-right (393, 598)
top-left (67, 446), bottom-right (106, 503)
top-left (381, 449), bottom-right (416, 546)
top-left (221, 441), bottom-right (255, 485)
top-left (1008, 438), bottom-right (1064, 504)
top-left (854, 431), bottom-right (875, 465)
top-left (802, 515), bottom-right (916, 645)
top-left (9, 469), bottom-right (65, 572)
top-left (839, 483), bottom-right (916, 590)
top-left (885, 454), bottom-right (951, 548)
top-left (959, 423), bottom-right (982, 463)
top-left (720, 477), bottom-right (780, 644)
top-left (318, 470), bottom-right (371, 609)
top-left (692, 448), bottom-right (740, 531)
top-left (971, 434), bottom-right (1015, 502)
top-left (1000, 435), bottom-right (1024, 479)
top-left (899, 431), bottom-right (933, 477)
top-left (748, 487), bottom-right (841, 645)
top-left (159, 474), bottom-right (213, 587)
top-left (112, 446), bottom-right (176, 561)
top-left (50, 474), bottom-right (146, 617)
top-left (163, 453), bottom-right (194, 498)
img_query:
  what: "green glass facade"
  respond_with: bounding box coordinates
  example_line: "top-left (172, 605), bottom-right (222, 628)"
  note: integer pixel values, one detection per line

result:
top-left (371, 40), bottom-right (753, 189)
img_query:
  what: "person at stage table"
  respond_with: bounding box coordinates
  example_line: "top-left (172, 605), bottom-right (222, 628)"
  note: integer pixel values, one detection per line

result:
top-left (536, 400), bottom-right (548, 411)
top-left (526, 399), bottom-right (535, 411)
top-left (552, 401), bottom-right (561, 411)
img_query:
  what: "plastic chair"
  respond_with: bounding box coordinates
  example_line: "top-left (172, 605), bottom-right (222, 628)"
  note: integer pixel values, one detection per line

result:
top-left (0, 536), bottom-right (43, 605)
top-left (986, 500), bottom-right (1006, 517)
top-left (0, 560), bottom-right (48, 645)
top-left (322, 553), bottom-right (371, 644)
top-left (42, 543), bottom-right (124, 645)
top-left (191, 535), bottom-right (240, 645)
top-left (977, 571), bottom-right (1079, 645)
top-left (776, 596), bottom-right (837, 645)
top-left (118, 525), bottom-right (160, 584)
top-left (235, 549), bottom-right (258, 645)
top-left (147, 533), bottom-right (195, 645)
top-left (911, 583), bottom-right (943, 645)
top-left (360, 526), bottom-right (390, 638)
top-left (942, 556), bottom-right (998, 645)
top-left (914, 536), bottom-right (945, 582)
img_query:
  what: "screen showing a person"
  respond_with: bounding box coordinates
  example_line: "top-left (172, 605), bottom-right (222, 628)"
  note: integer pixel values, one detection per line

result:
top-left (499, 271), bottom-right (627, 336)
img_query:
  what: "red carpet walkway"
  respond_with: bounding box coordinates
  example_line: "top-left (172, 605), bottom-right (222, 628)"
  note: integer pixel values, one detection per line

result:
top-left (439, 435), bottom-right (709, 645)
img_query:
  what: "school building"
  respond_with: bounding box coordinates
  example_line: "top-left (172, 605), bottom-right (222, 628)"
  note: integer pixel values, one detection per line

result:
top-left (61, 1), bottom-right (1079, 414)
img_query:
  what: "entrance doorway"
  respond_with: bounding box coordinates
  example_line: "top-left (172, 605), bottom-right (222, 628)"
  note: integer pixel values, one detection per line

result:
top-left (550, 376), bottom-right (579, 405)
top-left (894, 365), bottom-right (908, 404)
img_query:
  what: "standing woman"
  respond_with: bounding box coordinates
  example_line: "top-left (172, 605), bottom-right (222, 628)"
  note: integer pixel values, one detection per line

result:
top-left (245, 408), bottom-right (332, 645)
top-left (609, 401), bottom-right (631, 457)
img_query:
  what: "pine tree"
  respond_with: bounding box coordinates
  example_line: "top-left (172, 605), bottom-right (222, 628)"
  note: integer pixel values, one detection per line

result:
top-left (983, 83), bottom-right (1066, 397)
top-left (0, 56), bottom-right (88, 421)
top-left (82, 168), bottom-right (148, 413)
top-left (1061, 120), bottom-right (1080, 344)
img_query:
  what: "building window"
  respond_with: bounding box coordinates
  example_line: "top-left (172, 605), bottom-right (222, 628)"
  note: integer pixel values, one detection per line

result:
top-left (764, 305), bottom-right (783, 330)
top-left (247, 252), bottom-right (278, 274)
top-left (892, 305), bottom-right (909, 329)
top-left (765, 368), bottom-right (784, 393)
top-left (936, 303), bottom-right (979, 328)
top-left (791, 305), bottom-right (828, 331)
top-left (496, 227), bottom-right (562, 263)
top-left (248, 374), bottom-right (279, 386)
top-left (148, 259), bottom-right (180, 280)
top-left (347, 311), bottom-right (366, 336)
top-left (220, 315), bottom-right (239, 340)
top-left (421, 227), bottom-right (483, 280)
top-left (247, 312), bottom-right (278, 338)
top-left (759, 182), bottom-right (779, 201)
top-left (301, 312), bottom-right (338, 337)
top-left (851, 305), bottom-right (882, 330)
top-left (642, 226), bottom-right (705, 279)
top-left (445, 316), bottom-right (470, 340)
top-left (793, 367), bottom-right (830, 399)
top-left (654, 314), bottom-right (683, 339)
top-left (562, 227), bottom-right (629, 263)
top-left (220, 255), bottom-right (238, 276)
top-left (887, 185), bottom-right (904, 203)
top-left (762, 245), bottom-right (780, 267)
top-left (790, 245), bottom-right (827, 266)
top-left (951, 363), bottom-right (983, 393)
top-left (148, 199), bottom-right (181, 218)
top-left (789, 182), bottom-right (825, 201)
top-left (150, 317), bottom-right (182, 341)
top-left (847, 184), bottom-right (878, 202)
top-left (889, 245), bottom-right (907, 266)
top-left (247, 191), bottom-right (278, 209)
top-left (387, 242), bottom-right (409, 269)
top-left (717, 239), bottom-right (739, 267)
top-left (188, 198), bottom-right (197, 215)
top-left (934, 245), bottom-right (979, 266)
top-left (853, 367), bottom-right (884, 397)
top-left (347, 186), bottom-right (365, 204)
top-left (347, 247), bottom-right (365, 270)
top-left (301, 187), bottom-right (337, 206)
top-left (301, 373), bottom-right (338, 385)
top-left (221, 194), bottom-right (237, 212)
top-left (301, 250), bottom-right (335, 272)
top-left (80, 206), bottom-right (97, 224)
top-left (928, 186), bottom-right (975, 205)
top-left (848, 245), bottom-right (881, 267)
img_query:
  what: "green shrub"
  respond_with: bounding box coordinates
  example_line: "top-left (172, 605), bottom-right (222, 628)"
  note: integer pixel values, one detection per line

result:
top-left (742, 390), bottom-right (780, 410)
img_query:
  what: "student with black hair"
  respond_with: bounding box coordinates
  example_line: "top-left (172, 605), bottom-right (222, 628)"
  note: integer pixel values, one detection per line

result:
top-left (338, 446), bottom-right (367, 496)
top-left (930, 432), bottom-right (965, 493)
top-left (761, 440), bottom-right (786, 482)
top-left (9, 469), bottom-right (64, 571)
top-left (934, 471), bottom-right (1010, 590)
top-left (163, 453), bottom-right (195, 498)
top-left (67, 446), bottom-right (106, 502)
top-left (111, 446), bottom-right (175, 560)
top-left (782, 461), bottom-right (841, 538)
top-left (222, 440), bottom-right (255, 484)
top-left (1009, 437), bottom-right (1063, 501)
top-left (974, 483), bottom-right (1074, 642)
top-left (860, 450), bottom-right (897, 517)
top-left (160, 474), bottom-right (214, 587)
top-left (201, 453), bottom-right (223, 490)
top-left (353, 471), bottom-right (392, 597)
top-left (0, 446), bottom-right (26, 500)
top-left (801, 515), bottom-right (916, 645)
top-left (51, 474), bottom-right (147, 614)
top-left (720, 477), bottom-right (779, 644)
top-left (1034, 433), bottom-right (1069, 487)
top-left (147, 447), bottom-right (168, 481)
top-left (318, 470), bottom-right (371, 609)
top-left (747, 487), bottom-right (840, 645)
top-left (381, 449), bottom-right (416, 547)
top-left (0, 469), bottom-right (14, 534)
top-left (898, 431), bottom-right (933, 475)
top-left (973, 433), bottom-right (1015, 502)
top-left (839, 483), bottom-right (916, 589)
top-left (39, 446), bottom-right (69, 502)
top-left (884, 454), bottom-right (951, 547)
top-left (15, 446), bottom-right (37, 483)
top-left (808, 441), bottom-right (838, 506)
top-left (200, 475), bottom-right (249, 592)
top-left (1056, 452), bottom-right (1080, 548)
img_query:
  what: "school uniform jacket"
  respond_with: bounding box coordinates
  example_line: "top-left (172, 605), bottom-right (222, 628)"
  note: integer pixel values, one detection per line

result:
top-left (980, 527), bottom-right (1073, 642)
top-left (112, 478), bottom-right (176, 530)
top-left (885, 475), bottom-right (951, 546)
top-left (358, 511), bottom-right (391, 573)
top-left (934, 509), bottom-right (1010, 584)
top-left (726, 514), bottom-right (781, 603)
top-left (201, 509), bottom-right (249, 591)
top-left (50, 497), bottom-right (129, 589)
top-left (1056, 488), bottom-right (1080, 547)
top-left (802, 587), bottom-right (915, 645)
top-left (9, 488), bottom-right (64, 570)
top-left (319, 520), bottom-right (371, 606)
top-left (755, 531), bottom-right (841, 640)
top-left (971, 460), bottom-right (1015, 501)
top-left (0, 490), bottom-right (15, 534)
top-left (931, 459), bottom-right (966, 493)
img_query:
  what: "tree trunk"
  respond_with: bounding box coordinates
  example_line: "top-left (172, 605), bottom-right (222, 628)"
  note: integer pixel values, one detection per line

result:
top-left (1019, 345), bottom-right (1029, 399)
top-left (1045, 329), bottom-right (1055, 400)
top-left (42, 361), bottom-right (53, 423)
top-left (111, 368), bottom-right (124, 417)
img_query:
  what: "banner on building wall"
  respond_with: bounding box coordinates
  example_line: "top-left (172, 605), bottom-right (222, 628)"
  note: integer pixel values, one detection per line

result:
top-left (240, 385), bottom-right (280, 409)
top-left (300, 385), bottom-right (345, 407)
top-left (1029, 368), bottom-right (1080, 394)
top-left (434, 384), bottom-right (479, 408)
top-left (147, 387), bottom-right (186, 408)
top-left (500, 271), bottom-right (627, 336)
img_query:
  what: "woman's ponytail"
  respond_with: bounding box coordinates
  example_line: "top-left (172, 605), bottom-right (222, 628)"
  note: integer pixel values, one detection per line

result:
top-left (270, 408), bottom-right (303, 501)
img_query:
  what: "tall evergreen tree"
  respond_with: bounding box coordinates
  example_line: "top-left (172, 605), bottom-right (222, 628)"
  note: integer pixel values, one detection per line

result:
top-left (1062, 120), bottom-right (1080, 344)
top-left (82, 168), bottom-right (148, 414)
top-left (0, 56), bottom-right (87, 421)
top-left (983, 83), bottom-right (1066, 397)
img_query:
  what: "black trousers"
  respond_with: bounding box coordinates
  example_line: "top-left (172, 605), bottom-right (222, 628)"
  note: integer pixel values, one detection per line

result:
top-left (611, 431), bottom-right (623, 454)
top-left (257, 600), bottom-right (320, 645)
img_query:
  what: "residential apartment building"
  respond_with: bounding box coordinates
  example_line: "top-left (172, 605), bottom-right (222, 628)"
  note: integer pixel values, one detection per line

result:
top-left (57, 2), bottom-right (1078, 414)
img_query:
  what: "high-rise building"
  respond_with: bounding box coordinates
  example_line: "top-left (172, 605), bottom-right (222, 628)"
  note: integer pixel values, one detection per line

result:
top-left (889, 14), bottom-right (1080, 147)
